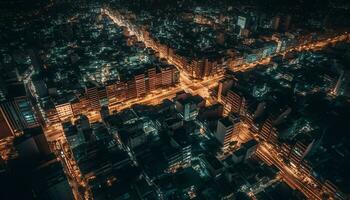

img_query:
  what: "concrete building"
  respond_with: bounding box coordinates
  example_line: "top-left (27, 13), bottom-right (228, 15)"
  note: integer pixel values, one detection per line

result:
top-left (224, 89), bottom-right (246, 115)
top-left (55, 102), bottom-right (73, 122)
top-left (215, 117), bottom-right (234, 151)
top-left (175, 93), bottom-right (205, 121)
top-left (85, 84), bottom-right (101, 111)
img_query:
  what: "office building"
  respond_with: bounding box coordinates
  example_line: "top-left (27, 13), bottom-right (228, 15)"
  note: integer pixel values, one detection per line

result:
top-left (135, 73), bottom-right (146, 97)
top-left (259, 117), bottom-right (278, 143)
top-left (70, 98), bottom-right (83, 117)
top-left (0, 98), bottom-right (38, 136)
top-left (14, 97), bottom-right (38, 128)
top-left (215, 117), bottom-right (235, 151)
top-left (175, 93), bottom-right (205, 121)
top-left (147, 68), bottom-right (156, 92)
top-left (85, 84), bottom-right (101, 111)
top-left (44, 106), bottom-right (60, 125)
top-left (97, 86), bottom-right (107, 106)
top-left (55, 102), bottom-right (73, 122)
top-left (224, 90), bottom-right (246, 115)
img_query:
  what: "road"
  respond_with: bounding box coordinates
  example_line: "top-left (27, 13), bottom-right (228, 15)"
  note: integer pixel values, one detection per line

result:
top-left (231, 33), bottom-right (350, 72)
top-left (256, 142), bottom-right (327, 200)
top-left (48, 138), bottom-right (91, 200)
top-left (35, 7), bottom-right (350, 200)
top-left (109, 73), bottom-right (224, 112)
top-left (102, 8), bottom-right (348, 199)
top-left (103, 8), bottom-right (349, 77)
top-left (49, 133), bottom-right (92, 200)
top-left (103, 8), bottom-right (225, 111)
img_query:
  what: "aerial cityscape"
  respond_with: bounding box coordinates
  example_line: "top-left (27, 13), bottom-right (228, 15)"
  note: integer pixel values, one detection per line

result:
top-left (1, 0), bottom-right (350, 199)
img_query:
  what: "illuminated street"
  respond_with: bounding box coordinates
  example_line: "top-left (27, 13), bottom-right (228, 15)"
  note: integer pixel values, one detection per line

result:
top-left (256, 142), bottom-right (323, 200)
top-left (1, 1), bottom-right (350, 200)
top-left (232, 33), bottom-right (350, 72)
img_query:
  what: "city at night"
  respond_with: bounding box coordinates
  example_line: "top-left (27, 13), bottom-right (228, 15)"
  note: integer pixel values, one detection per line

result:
top-left (1, 0), bottom-right (350, 199)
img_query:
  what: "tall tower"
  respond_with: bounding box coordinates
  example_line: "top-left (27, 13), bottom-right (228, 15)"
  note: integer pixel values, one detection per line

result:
top-left (147, 68), bottom-right (156, 92)
top-left (224, 90), bottom-right (244, 115)
top-left (85, 84), bottom-right (101, 111)
top-left (14, 96), bottom-right (38, 128)
top-left (215, 117), bottom-right (234, 151)
top-left (135, 73), bottom-right (146, 97)
top-left (0, 83), bottom-right (38, 135)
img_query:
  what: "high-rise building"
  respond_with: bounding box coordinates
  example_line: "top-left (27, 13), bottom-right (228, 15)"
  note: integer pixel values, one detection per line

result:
top-left (287, 140), bottom-right (316, 165)
top-left (175, 93), bottom-right (205, 121)
top-left (14, 97), bottom-right (38, 128)
top-left (115, 81), bottom-right (127, 99)
top-left (126, 79), bottom-right (137, 100)
top-left (44, 106), bottom-right (60, 125)
top-left (6, 83), bottom-right (38, 128)
top-left (135, 73), bottom-right (146, 97)
top-left (190, 60), bottom-right (203, 79)
top-left (224, 90), bottom-right (245, 115)
top-left (217, 79), bottom-right (234, 102)
top-left (0, 99), bottom-right (38, 137)
top-left (172, 66), bottom-right (180, 85)
top-left (259, 117), bottom-right (278, 143)
top-left (147, 68), bottom-right (156, 92)
top-left (97, 86), bottom-right (107, 106)
top-left (289, 141), bottom-right (307, 164)
top-left (70, 98), bottom-right (83, 117)
top-left (228, 113), bottom-right (244, 140)
top-left (161, 67), bottom-right (173, 87)
top-left (77, 93), bottom-right (89, 114)
top-left (0, 82), bottom-right (38, 138)
top-left (164, 136), bottom-right (192, 173)
top-left (215, 117), bottom-right (234, 151)
top-left (55, 102), bottom-right (73, 122)
top-left (85, 84), bottom-right (100, 111)
top-left (106, 82), bottom-right (116, 105)
top-left (155, 70), bottom-right (163, 89)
